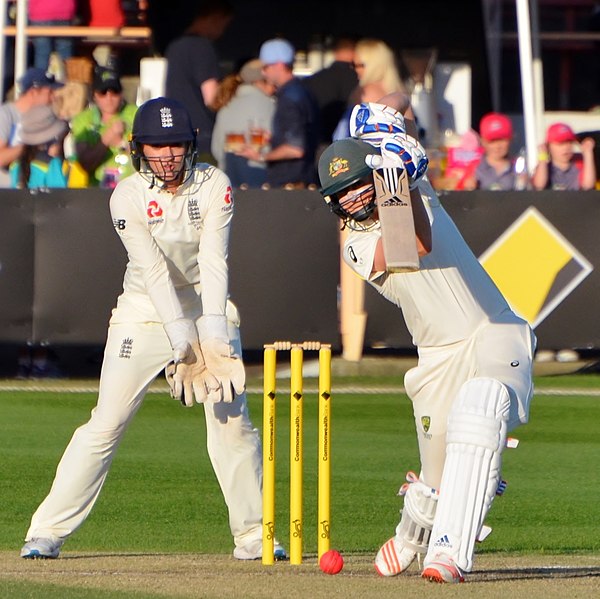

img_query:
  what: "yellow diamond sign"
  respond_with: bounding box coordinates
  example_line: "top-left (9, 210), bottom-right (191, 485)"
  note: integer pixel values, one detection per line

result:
top-left (479, 207), bottom-right (592, 328)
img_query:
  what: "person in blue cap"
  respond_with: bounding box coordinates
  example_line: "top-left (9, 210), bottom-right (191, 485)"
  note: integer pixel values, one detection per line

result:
top-left (0, 67), bottom-right (63, 187)
top-left (237, 38), bottom-right (319, 188)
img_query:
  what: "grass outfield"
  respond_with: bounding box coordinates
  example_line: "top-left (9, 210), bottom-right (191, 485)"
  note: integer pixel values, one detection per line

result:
top-left (1, 368), bottom-right (599, 597)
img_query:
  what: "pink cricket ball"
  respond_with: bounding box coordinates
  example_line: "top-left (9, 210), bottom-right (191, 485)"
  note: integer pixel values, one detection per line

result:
top-left (319, 549), bottom-right (344, 575)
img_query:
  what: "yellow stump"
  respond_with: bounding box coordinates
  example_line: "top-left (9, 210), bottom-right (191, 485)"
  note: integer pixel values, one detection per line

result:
top-left (318, 345), bottom-right (332, 560)
top-left (289, 346), bottom-right (304, 564)
top-left (262, 346), bottom-right (277, 565)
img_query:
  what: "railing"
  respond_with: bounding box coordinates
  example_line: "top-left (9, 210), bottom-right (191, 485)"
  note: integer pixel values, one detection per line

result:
top-left (1, 25), bottom-right (151, 39)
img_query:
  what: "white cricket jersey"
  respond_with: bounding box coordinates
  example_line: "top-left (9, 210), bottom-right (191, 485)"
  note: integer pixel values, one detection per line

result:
top-left (344, 178), bottom-right (512, 347)
top-left (108, 164), bottom-right (234, 325)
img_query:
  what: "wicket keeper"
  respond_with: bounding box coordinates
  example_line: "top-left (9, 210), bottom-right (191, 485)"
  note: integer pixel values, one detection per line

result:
top-left (20, 97), bottom-right (284, 562)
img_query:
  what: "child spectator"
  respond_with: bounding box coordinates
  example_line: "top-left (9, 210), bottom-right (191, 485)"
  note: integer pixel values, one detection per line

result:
top-left (532, 122), bottom-right (597, 190)
top-left (470, 112), bottom-right (527, 190)
top-left (0, 67), bottom-right (64, 187)
top-left (10, 105), bottom-right (68, 189)
top-left (443, 129), bottom-right (484, 190)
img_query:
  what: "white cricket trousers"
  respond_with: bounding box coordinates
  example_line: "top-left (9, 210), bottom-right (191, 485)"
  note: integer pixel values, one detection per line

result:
top-left (25, 320), bottom-right (263, 550)
top-left (404, 314), bottom-right (536, 489)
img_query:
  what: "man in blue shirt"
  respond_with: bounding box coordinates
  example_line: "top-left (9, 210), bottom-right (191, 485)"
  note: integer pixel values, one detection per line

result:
top-left (238, 38), bottom-right (319, 187)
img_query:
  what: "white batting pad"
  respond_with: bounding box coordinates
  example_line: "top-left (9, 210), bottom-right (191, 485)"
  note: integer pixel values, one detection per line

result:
top-left (426, 378), bottom-right (510, 572)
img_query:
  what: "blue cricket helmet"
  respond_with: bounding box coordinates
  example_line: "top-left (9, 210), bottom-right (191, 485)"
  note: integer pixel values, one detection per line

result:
top-left (131, 97), bottom-right (195, 145)
top-left (129, 97), bottom-right (198, 185)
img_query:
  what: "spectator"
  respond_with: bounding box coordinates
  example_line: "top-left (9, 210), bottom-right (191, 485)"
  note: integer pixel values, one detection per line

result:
top-left (0, 68), bottom-right (64, 187)
top-left (352, 39), bottom-right (405, 103)
top-left (442, 129), bottom-right (484, 191)
top-left (165, 0), bottom-right (234, 162)
top-left (333, 38), bottom-right (405, 140)
top-left (211, 59), bottom-right (275, 188)
top-left (237, 38), bottom-right (319, 188)
top-left (532, 122), bottom-right (597, 190)
top-left (210, 71), bottom-right (243, 113)
top-left (466, 112), bottom-right (526, 190)
top-left (70, 66), bottom-right (137, 187)
top-left (28, 0), bottom-right (77, 71)
top-left (304, 35), bottom-right (358, 148)
top-left (10, 105), bottom-right (69, 189)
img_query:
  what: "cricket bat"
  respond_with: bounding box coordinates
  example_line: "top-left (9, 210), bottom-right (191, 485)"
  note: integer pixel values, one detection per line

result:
top-left (373, 168), bottom-right (420, 273)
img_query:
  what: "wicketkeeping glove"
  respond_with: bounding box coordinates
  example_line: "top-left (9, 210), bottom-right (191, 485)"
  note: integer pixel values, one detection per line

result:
top-left (349, 102), bottom-right (407, 145)
top-left (365, 133), bottom-right (429, 190)
top-left (165, 342), bottom-right (222, 407)
top-left (200, 338), bottom-right (246, 403)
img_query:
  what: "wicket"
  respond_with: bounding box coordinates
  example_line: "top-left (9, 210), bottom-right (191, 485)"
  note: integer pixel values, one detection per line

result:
top-left (262, 341), bottom-right (332, 566)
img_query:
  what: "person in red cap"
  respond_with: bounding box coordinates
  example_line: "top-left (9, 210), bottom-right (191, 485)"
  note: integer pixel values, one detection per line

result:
top-left (532, 122), bottom-right (596, 190)
top-left (466, 112), bottom-right (527, 190)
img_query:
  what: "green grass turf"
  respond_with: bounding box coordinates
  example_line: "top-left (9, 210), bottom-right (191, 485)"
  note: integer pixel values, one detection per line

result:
top-left (1, 375), bottom-right (599, 557)
top-left (0, 580), bottom-right (168, 599)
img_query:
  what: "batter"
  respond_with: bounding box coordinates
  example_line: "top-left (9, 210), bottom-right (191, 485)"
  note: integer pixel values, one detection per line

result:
top-left (317, 98), bottom-right (535, 583)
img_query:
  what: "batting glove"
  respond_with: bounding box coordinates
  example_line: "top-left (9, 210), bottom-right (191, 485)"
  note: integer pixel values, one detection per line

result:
top-left (365, 133), bottom-right (429, 190)
top-left (165, 342), bottom-right (222, 407)
top-left (350, 102), bottom-right (406, 145)
top-left (200, 338), bottom-right (246, 403)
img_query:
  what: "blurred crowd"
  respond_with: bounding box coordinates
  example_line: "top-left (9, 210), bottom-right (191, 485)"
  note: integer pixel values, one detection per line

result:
top-left (1, 0), bottom-right (598, 194)
top-left (3, 0), bottom-right (598, 380)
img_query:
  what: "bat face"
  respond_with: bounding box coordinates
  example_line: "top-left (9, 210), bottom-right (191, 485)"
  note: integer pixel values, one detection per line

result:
top-left (373, 168), bottom-right (420, 273)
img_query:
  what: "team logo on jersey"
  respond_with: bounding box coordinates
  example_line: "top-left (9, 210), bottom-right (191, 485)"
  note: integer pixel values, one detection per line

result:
top-left (147, 200), bottom-right (163, 219)
top-left (421, 416), bottom-right (431, 433)
top-left (188, 197), bottom-right (202, 229)
top-left (347, 245), bottom-right (358, 263)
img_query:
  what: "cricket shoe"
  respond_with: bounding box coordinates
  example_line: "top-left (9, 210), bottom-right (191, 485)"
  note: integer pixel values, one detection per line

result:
top-left (422, 554), bottom-right (464, 583)
top-left (20, 537), bottom-right (63, 559)
top-left (233, 539), bottom-right (287, 561)
top-left (374, 536), bottom-right (417, 576)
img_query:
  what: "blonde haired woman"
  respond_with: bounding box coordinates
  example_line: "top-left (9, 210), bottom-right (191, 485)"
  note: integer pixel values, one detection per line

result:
top-left (353, 38), bottom-right (405, 102)
top-left (333, 39), bottom-right (407, 140)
